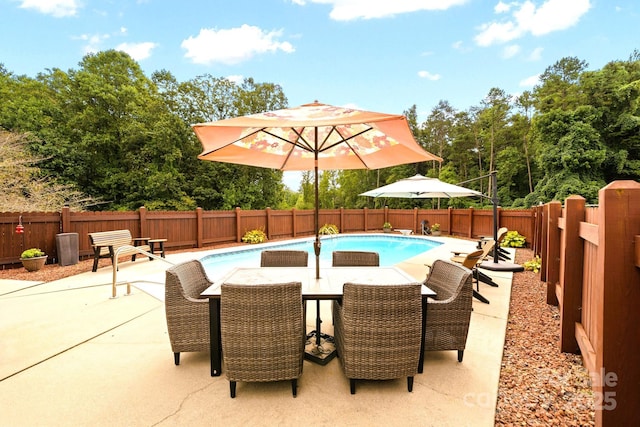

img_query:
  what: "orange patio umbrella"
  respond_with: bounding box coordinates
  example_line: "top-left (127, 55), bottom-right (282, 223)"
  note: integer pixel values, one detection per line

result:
top-left (192, 101), bottom-right (442, 279)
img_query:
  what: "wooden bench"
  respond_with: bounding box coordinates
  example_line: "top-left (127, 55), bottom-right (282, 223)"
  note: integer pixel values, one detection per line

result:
top-left (88, 230), bottom-right (152, 272)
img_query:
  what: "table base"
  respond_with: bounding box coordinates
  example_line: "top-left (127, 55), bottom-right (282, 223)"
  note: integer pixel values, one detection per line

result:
top-left (304, 332), bottom-right (337, 365)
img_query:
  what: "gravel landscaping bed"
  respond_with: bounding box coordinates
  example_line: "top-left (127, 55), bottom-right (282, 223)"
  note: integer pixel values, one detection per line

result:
top-left (495, 248), bottom-right (595, 426)
top-left (2, 247), bottom-right (596, 425)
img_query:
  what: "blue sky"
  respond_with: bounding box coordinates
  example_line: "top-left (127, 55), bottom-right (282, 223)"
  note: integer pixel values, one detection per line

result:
top-left (1, 0), bottom-right (638, 188)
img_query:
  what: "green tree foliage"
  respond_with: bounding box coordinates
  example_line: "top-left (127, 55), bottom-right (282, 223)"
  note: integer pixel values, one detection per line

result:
top-left (1, 51), bottom-right (639, 212)
top-left (529, 107), bottom-right (606, 204)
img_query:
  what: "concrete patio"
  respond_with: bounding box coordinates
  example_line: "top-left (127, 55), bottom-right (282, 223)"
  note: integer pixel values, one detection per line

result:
top-left (0, 236), bottom-right (514, 426)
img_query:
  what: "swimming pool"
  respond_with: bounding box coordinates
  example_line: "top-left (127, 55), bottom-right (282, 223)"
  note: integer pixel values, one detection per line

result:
top-left (199, 234), bottom-right (442, 279)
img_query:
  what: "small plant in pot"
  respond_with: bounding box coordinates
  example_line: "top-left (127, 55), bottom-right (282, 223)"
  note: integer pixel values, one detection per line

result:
top-left (20, 248), bottom-right (48, 272)
top-left (430, 223), bottom-right (441, 236)
top-left (382, 222), bottom-right (392, 232)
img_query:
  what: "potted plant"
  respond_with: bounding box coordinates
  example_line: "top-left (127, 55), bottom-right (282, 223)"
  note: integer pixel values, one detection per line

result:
top-left (20, 248), bottom-right (47, 272)
top-left (241, 228), bottom-right (268, 244)
top-left (430, 223), bottom-right (441, 236)
top-left (319, 224), bottom-right (339, 235)
top-left (382, 222), bottom-right (392, 233)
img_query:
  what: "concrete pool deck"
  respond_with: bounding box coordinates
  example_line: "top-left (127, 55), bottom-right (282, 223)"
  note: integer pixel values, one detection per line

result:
top-left (0, 235), bottom-right (515, 426)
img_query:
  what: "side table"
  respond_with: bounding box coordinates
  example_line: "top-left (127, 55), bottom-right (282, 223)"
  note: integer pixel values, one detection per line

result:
top-left (148, 238), bottom-right (167, 258)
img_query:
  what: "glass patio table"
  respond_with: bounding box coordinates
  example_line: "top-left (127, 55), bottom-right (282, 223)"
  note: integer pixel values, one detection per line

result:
top-left (201, 266), bottom-right (436, 377)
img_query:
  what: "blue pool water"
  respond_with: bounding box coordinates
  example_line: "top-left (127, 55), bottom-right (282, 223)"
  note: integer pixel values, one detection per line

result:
top-left (199, 234), bottom-right (441, 278)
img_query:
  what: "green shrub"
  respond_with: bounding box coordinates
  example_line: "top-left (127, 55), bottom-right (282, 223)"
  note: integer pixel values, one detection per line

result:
top-left (502, 230), bottom-right (526, 248)
top-left (523, 255), bottom-right (541, 273)
top-left (241, 228), bottom-right (267, 244)
top-left (20, 248), bottom-right (45, 258)
top-left (431, 223), bottom-right (441, 232)
top-left (319, 224), bottom-right (339, 235)
top-left (382, 222), bottom-right (392, 229)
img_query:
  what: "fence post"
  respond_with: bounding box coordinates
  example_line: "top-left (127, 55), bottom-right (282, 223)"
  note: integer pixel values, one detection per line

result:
top-left (384, 206), bottom-right (388, 224)
top-left (235, 207), bottom-right (242, 243)
top-left (291, 208), bottom-right (297, 237)
top-left (196, 207), bottom-right (203, 248)
top-left (595, 181), bottom-right (640, 427)
top-left (413, 207), bottom-right (418, 233)
top-left (61, 206), bottom-right (71, 233)
top-left (540, 205), bottom-right (548, 282)
top-left (467, 207), bottom-right (473, 238)
top-left (139, 206), bottom-right (147, 238)
top-left (545, 201), bottom-right (561, 305)
top-left (447, 207), bottom-right (452, 235)
top-left (363, 207), bottom-right (368, 231)
top-left (558, 195), bottom-right (585, 353)
top-left (266, 207), bottom-right (272, 239)
top-left (340, 207), bottom-right (344, 232)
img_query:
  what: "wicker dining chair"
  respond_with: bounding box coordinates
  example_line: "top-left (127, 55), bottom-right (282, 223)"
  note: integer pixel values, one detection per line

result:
top-left (332, 282), bottom-right (423, 394)
top-left (260, 250), bottom-right (309, 267)
top-left (164, 260), bottom-right (212, 365)
top-left (331, 250), bottom-right (380, 267)
top-left (423, 259), bottom-right (473, 362)
top-left (220, 282), bottom-right (304, 398)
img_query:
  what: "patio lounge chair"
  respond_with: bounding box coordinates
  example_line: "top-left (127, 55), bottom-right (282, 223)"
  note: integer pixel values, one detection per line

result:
top-left (220, 282), bottom-right (304, 398)
top-left (451, 239), bottom-right (500, 291)
top-left (477, 227), bottom-right (510, 261)
top-left (332, 282), bottom-right (423, 394)
top-left (164, 260), bottom-right (212, 365)
top-left (423, 260), bottom-right (473, 362)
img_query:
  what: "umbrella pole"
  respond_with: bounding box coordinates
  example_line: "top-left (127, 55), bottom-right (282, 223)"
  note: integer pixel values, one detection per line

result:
top-left (314, 138), bottom-right (321, 280)
top-left (491, 171), bottom-right (499, 263)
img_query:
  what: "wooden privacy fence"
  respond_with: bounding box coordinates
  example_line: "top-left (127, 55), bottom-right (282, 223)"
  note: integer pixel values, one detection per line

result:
top-left (0, 205), bottom-right (535, 267)
top-left (535, 181), bottom-right (640, 427)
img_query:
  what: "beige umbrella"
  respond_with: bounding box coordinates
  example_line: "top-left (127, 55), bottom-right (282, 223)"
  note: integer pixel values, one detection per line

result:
top-left (192, 101), bottom-right (442, 278)
top-left (360, 174), bottom-right (482, 199)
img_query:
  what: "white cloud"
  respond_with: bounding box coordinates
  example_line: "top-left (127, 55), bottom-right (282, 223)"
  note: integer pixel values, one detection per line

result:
top-left (502, 44), bottom-right (520, 58)
top-left (226, 75), bottom-right (244, 84)
top-left (18, 0), bottom-right (80, 17)
top-left (116, 42), bottom-right (157, 61)
top-left (527, 46), bottom-right (543, 61)
top-left (520, 74), bottom-right (540, 87)
top-left (181, 24), bottom-right (294, 65)
top-left (495, 1), bottom-right (511, 13)
top-left (475, 0), bottom-right (592, 46)
top-left (418, 70), bottom-right (441, 81)
top-left (294, 0), bottom-right (469, 21)
top-left (75, 33), bottom-right (111, 54)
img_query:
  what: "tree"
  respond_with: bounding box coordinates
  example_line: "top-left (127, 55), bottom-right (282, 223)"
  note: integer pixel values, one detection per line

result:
top-left (534, 56), bottom-right (588, 113)
top-left (514, 91), bottom-right (536, 193)
top-left (529, 107), bottom-right (606, 204)
top-left (421, 100), bottom-right (456, 175)
top-left (0, 131), bottom-right (94, 211)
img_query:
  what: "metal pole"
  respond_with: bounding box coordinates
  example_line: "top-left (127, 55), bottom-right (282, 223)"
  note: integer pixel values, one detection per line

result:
top-left (313, 128), bottom-right (321, 279)
top-left (491, 170), bottom-right (499, 263)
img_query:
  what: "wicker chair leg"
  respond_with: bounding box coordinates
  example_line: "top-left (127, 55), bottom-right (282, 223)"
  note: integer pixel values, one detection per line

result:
top-left (408, 376), bottom-right (414, 392)
top-left (173, 352), bottom-right (180, 365)
top-left (350, 379), bottom-right (356, 395)
top-left (230, 381), bottom-right (237, 398)
top-left (291, 379), bottom-right (298, 397)
top-left (458, 350), bottom-right (464, 362)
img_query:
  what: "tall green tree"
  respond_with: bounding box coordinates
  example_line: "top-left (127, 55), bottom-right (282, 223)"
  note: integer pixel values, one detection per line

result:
top-left (529, 107), bottom-right (606, 204)
top-left (534, 56), bottom-right (588, 113)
